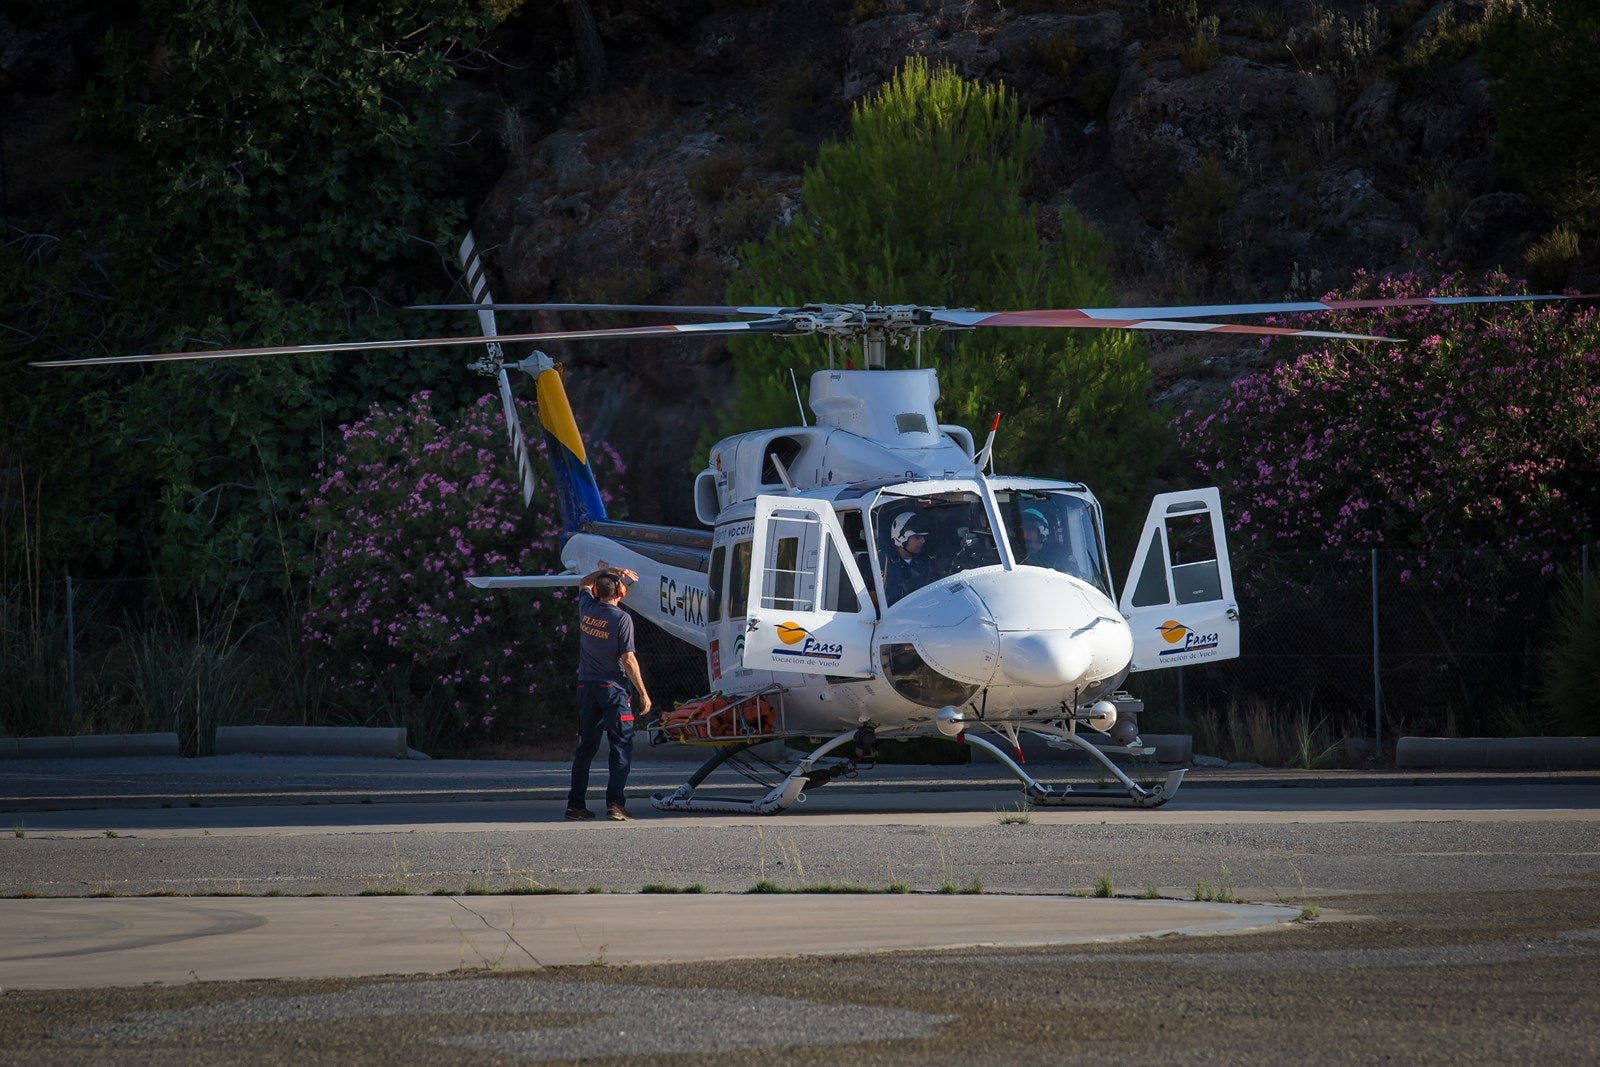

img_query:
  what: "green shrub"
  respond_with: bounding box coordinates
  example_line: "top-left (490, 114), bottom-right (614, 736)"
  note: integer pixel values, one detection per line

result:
top-left (1180, 21), bottom-right (1221, 74)
top-left (1523, 226), bottom-right (1582, 292)
top-left (119, 609), bottom-right (260, 756)
top-left (1483, 0), bottom-right (1600, 235)
top-left (1169, 156), bottom-right (1237, 260)
top-left (1540, 574), bottom-right (1600, 734)
top-left (688, 155), bottom-right (747, 203)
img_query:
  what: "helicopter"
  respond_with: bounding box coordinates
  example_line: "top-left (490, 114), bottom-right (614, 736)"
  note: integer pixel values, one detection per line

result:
top-left (34, 233), bottom-right (1582, 813)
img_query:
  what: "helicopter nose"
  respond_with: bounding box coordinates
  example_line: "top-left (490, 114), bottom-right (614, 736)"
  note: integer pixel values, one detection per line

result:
top-left (1000, 630), bottom-right (1092, 688)
top-left (964, 569), bottom-right (1132, 689)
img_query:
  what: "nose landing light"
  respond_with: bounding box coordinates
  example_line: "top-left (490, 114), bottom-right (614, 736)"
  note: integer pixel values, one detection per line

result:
top-left (936, 706), bottom-right (966, 737)
top-left (1085, 699), bottom-right (1118, 733)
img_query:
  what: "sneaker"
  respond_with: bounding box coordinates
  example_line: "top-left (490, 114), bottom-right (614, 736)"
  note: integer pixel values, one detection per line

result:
top-left (564, 806), bottom-right (595, 821)
top-left (606, 805), bottom-right (634, 822)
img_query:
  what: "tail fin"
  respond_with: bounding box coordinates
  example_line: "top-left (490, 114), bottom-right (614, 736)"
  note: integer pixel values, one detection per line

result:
top-left (456, 232), bottom-right (607, 535)
top-left (532, 354), bottom-right (608, 534)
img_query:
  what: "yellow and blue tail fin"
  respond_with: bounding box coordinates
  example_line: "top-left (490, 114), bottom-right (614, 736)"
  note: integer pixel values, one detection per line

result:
top-left (532, 358), bottom-right (608, 533)
top-left (458, 232), bottom-right (607, 535)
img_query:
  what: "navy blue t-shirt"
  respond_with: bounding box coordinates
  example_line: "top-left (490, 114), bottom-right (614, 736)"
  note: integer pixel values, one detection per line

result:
top-left (577, 589), bottom-right (635, 684)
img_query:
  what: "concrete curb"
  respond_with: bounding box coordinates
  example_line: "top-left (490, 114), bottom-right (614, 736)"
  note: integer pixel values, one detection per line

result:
top-left (0, 733), bottom-right (180, 759)
top-left (1396, 736), bottom-right (1600, 770)
top-left (215, 726), bottom-right (415, 759)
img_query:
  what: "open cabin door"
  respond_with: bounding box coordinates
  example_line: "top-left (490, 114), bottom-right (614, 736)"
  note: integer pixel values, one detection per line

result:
top-left (740, 495), bottom-right (876, 678)
top-left (1118, 487), bottom-right (1240, 670)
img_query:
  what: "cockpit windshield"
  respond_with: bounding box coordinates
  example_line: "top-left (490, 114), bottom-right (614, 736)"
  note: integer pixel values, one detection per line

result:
top-left (998, 488), bottom-right (1110, 595)
top-left (873, 491), bottom-right (999, 606)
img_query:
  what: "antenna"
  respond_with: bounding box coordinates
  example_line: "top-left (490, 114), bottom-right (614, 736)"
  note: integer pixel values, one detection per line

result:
top-left (974, 412), bottom-right (1002, 473)
top-left (790, 368), bottom-right (808, 426)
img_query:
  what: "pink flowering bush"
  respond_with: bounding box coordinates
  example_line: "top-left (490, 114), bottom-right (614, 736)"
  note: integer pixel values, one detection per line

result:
top-left (1176, 267), bottom-right (1600, 583)
top-left (1173, 266), bottom-right (1600, 735)
top-left (301, 390), bottom-right (624, 750)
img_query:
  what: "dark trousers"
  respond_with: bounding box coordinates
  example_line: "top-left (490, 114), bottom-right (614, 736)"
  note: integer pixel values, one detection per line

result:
top-left (567, 681), bottom-right (634, 810)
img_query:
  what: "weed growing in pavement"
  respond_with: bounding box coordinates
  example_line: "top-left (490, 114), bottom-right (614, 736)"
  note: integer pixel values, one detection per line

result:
top-left (451, 909), bottom-right (514, 972)
top-left (1194, 861), bottom-right (1239, 903)
top-left (747, 881), bottom-right (915, 895)
top-left (940, 875), bottom-right (984, 895)
top-left (1271, 849), bottom-right (1322, 919)
top-left (1140, 884), bottom-right (1162, 899)
top-left (998, 804), bottom-right (1032, 825)
top-left (640, 883), bottom-right (706, 894)
top-left (12, 823), bottom-right (23, 838)
top-left (1094, 873), bottom-right (1115, 898)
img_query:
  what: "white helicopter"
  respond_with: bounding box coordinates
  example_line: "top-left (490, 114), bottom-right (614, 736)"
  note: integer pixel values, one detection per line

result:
top-left (35, 234), bottom-right (1578, 813)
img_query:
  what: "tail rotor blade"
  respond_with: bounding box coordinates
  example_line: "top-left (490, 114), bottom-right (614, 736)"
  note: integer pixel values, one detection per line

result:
top-left (498, 365), bottom-right (538, 508)
top-left (459, 232), bottom-right (537, 507)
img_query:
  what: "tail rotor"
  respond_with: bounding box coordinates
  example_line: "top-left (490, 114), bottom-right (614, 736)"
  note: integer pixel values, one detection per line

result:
top-left (459, 232), bottom-right (538, 508)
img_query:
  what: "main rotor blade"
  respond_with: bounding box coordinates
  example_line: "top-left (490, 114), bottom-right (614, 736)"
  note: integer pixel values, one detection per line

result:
top-left (29, 318), bottom-right (796, 368)
top-left (930, 310), bottom-right (1394, 341)
top-left (412, 302), bottom-right (788, 316)
top-left (466, 574), bottom-right (585, 589)
top-left (946, 292), bottom-right (1582, 325)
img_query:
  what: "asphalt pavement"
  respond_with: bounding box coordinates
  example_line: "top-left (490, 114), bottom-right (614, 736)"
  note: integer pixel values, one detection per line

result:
top-left (2, 753), bottom-right (1599, 1064)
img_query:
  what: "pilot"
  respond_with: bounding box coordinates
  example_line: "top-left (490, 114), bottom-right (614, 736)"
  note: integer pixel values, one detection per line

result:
top-left (884, 512), bottom-right (937, 604)
top-left (1021, 508), bottom-right (1068, 570)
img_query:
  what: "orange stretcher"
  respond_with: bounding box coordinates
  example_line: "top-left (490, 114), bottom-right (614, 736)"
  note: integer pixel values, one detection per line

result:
top-left (657, 693), bottom-right (778, 743)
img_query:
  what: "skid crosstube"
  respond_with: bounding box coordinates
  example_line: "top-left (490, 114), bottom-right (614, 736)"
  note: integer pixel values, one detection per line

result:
top-left (649, 721), bottom-right (1185, 814)
top-left (963, 728), bottom-right (1184, 809)
top-left (650, 730), bottom-right (860, 816)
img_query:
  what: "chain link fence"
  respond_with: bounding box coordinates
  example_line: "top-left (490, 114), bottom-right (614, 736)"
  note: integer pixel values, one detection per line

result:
top-left (1133, 542), bottom-right (1597, 753)
top-left (1, 573), bottom-right (713, 752)
top-left (7, 541), bottom-right (1595, 756)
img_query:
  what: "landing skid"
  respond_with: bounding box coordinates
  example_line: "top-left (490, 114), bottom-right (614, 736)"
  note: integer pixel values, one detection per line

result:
top-left (650, 729), bottom-right (861, 815)
top-left (964, 726), bottom-right (1184, 809)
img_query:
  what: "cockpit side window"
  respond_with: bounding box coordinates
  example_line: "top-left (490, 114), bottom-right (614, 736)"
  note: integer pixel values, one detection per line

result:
top-left (828, 509), bottom-right (869, 614)
top-left (728, 540), bottom-right (752, 617)
top-left (708, 545), bottom-right (726, 623)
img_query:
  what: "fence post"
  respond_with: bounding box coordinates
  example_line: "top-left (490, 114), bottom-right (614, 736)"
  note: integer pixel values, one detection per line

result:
top-left (1371, 549), bottom-right (1381, 760)
top-left (65, 573), bottom-right (78, 721)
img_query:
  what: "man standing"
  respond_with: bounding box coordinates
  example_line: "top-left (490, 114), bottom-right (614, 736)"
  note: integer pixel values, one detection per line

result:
top-left (567, 563), bottom-right (652, 822)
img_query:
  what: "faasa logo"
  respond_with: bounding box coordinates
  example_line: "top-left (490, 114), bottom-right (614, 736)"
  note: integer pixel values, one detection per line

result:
top-left (1156, 619), bottom-right (1219, 657)
top-left (769, 621), bottom-right (844, 661)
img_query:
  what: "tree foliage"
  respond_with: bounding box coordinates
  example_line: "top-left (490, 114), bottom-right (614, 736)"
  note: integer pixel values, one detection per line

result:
top-left (1540, 573), bottom-right (1600, 734)
top-left (720, 58), bottom-right (1166, 531)
top-left (2, 0), bottom-right (497, 614)
top-left (302, 391), bottom-right (625, 750)
top-left (1482, 0), bottom-right (1600, 235)
top-left (1175, 266), bottom-right (1600, 577)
